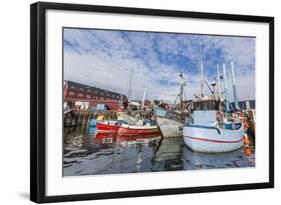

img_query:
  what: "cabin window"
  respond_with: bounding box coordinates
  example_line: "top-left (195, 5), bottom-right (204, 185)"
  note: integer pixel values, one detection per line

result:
top-left (193, 100), bottom-right (219, 111)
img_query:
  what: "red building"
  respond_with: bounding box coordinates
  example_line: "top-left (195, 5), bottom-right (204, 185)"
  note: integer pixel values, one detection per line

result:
top-left (64, 80), bottom-right (127, 110)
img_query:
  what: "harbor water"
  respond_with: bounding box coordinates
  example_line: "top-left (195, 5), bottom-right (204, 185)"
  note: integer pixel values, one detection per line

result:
top-left (64, 126), bottom-right (255, 176)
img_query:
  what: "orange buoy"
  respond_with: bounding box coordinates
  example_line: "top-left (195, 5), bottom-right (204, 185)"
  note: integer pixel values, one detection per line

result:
top-left (243, 120), bottom-right (250, 129)
top-left (243, 134), bottom-right (250, 145)
top-left (244, 145), bottom-right (253, 156)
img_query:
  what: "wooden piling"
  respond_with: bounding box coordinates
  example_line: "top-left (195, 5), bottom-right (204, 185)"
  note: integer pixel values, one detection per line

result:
top-left (64, 110), bottom-right (119, 127)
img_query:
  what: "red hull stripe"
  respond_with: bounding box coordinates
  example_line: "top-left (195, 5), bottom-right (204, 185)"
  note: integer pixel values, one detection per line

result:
top-left (96, 123), bottom-right (120, 131)
top-left (184, 136), bottom-right (243, 143)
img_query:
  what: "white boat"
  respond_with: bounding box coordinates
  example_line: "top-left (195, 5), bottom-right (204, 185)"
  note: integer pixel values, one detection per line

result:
top-left (155, 107), bottom-right (184, 137)
top-left (157, 117), bottom-right (183, 137)
top-left (155, 72), bottom-right (188, 138)
top-left (183, 124), bottom-right (244, 153)
top-left (183, 100), bottom-right (246, 153)
top-left (183, 60), bottom-right (248, 153)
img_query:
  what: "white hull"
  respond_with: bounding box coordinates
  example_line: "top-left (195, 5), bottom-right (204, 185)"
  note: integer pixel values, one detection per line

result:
top-left (183, 125), bottom-right (245, 153)
top-left (157, 117), bottom-right (183, 137)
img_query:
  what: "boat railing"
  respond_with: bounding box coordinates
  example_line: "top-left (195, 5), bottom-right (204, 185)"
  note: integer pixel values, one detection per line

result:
top-left (186, 124), bottom-right (221, 134)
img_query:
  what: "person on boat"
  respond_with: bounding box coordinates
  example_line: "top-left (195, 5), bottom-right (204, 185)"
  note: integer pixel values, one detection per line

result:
top-left (144, 118), bottom-right (152, 126)
top-left (151, 115), bottom-right (157, 125)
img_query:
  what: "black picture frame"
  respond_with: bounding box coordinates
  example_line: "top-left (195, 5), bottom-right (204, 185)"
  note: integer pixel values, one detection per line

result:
top-left (30, 1), bottom-right (274, 203)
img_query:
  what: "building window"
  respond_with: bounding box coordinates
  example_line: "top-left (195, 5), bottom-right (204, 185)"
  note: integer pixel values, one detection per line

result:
top-left (69, 91), bottom-right (75, 96)
top-left (78, 93), bottom-right (83, 97)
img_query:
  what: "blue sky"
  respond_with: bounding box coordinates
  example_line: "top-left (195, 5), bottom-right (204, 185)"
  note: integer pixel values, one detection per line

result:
top-left (64, 28), bottom-right (255, 102)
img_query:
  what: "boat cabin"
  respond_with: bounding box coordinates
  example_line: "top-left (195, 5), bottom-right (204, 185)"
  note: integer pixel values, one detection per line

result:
top-left (192, 99), bottom-right (220, 111)
top-left (191, 99), bottom-right (242, 130)
top-left (191, 99), bottom-right (220, 126)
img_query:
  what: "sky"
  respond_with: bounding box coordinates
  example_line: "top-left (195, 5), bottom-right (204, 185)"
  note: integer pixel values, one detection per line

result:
top-left (64, 28), bottom-right (255, 102)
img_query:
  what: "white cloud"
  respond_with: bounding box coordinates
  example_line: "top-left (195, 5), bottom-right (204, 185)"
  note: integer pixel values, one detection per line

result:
top-left (64, 29), bottom-right (255, 102)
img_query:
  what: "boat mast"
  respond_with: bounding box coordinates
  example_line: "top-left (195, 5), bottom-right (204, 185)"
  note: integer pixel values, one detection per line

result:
top-left (217, 64), bottom-right (221, 100)
top-left (223, 63), bottom-right (230, 112)
top-left (128, 68), bottom-right (134, 100)
top-left (141, 86), bottom-right (146, 110)
top-left (230, 61), bottom-right (239, 110)
top-left (119, 93), bottom-right (123, 109)
top-left (200, 57), bottom-right (205, 98)
top-left (179, 72), bottom-right (185, 113)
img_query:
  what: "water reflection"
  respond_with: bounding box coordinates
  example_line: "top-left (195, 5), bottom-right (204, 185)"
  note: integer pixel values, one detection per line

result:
top-left (152, 137), bottom-right (183, 171)
top-left (63, 126), bottom-right (255, 176)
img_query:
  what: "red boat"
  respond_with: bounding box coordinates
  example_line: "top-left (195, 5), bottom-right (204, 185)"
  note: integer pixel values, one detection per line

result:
top-left (96, 122), bottom-right (121, 132)
top-left (117, 124), bottom-right (160, 135)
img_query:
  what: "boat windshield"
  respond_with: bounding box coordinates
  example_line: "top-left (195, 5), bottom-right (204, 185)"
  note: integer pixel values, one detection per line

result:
top-left (193, 100), bottom-right (219, 111)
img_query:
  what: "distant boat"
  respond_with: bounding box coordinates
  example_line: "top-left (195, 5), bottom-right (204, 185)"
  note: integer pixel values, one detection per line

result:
top-left (96, 121), bottom-right (121, 132)
top-left (183, 99), bottom-right (246, 153)
top-left (155, 72), bottom-right (187, 137)
top-left (118, 124), bottom-right (160, 135)
top-left (155, 107), bottom-right (183, 137)
top-left (157, 116), bottom-right (183, 137)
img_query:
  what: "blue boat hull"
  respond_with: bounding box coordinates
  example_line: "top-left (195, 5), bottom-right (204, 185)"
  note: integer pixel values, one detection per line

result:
top-left (89, 119), bottom-right (103, 127)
